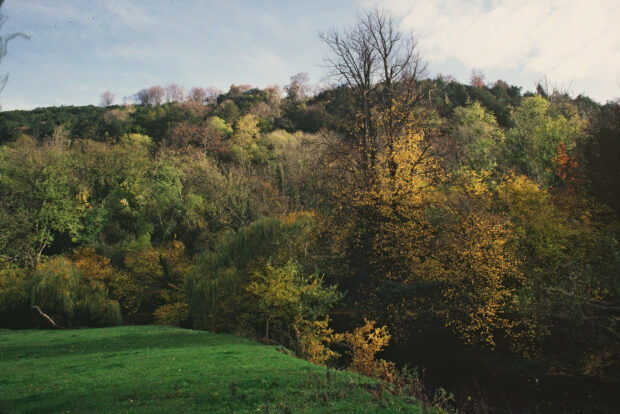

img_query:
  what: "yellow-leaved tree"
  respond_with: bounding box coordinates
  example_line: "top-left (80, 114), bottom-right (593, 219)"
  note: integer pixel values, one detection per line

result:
top-left (327, 105), bottom-right (533, 354)
top-left (247, 260), bottom-right (343, 365)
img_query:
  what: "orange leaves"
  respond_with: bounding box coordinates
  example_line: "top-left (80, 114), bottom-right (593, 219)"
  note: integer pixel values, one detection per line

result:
top-left (296, 318), bottom-right (342, 366)
top-left (553, 141), bottom-right (581, 188)
top-left (343, 319), bottom-right (393, 378)
top-left (71, 248), bottom-right (114, 283)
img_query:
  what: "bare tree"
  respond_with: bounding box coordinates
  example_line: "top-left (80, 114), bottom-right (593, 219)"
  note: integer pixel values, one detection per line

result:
top-left (163, 84), bottom-right (174, 103)
top-left (164, 83), bottom-right (185, 103)
top-left (188, 87), bottom-right (207, 103)
top-left (148, 85), bottom-right (164, 105)
top-left (135, 88), bottom-right (150, 105)
top-left (100, 91), bottom-right (115, 107)
top-left (320, 8), bottom-right (427, 174)
top-left (470, 68), bottom-right (485, 88)
top-left (0, 0), bottom-right (29, 94)
top-left (285, 72), bottom-right (310, 99)
top-left (205, 86), bottom-right (223, 105)
top-left (134, 85), bottom-right (165, 105)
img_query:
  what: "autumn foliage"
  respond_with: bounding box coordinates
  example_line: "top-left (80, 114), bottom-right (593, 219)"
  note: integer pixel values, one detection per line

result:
top-left (0, 10), bottom-right (618, 412)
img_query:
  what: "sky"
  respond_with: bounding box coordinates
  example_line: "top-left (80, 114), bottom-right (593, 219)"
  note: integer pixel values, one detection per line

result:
top-left (0, 0), bottom-right (618, 110)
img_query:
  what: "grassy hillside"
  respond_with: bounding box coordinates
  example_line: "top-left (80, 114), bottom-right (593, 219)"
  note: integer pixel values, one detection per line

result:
top-left (0, 326), bottom-right (425, 413)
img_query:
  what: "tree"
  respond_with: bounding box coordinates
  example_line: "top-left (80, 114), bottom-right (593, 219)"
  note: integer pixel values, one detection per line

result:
top-left (169, 120), bottom-right (204, 148)
top-left (247, 259), bottom-right (342, 360)
top-left (343, 319), bottom-right (392, 377)
top-left (583, 100), bottom-right (620, 212)
top-left (503, 95), bottom-right (583, 186)
top-left (188, 87), bottom-right (207, 103)
top-left (0, 0), bottom-right (29, 94)
top-left (0, 136), bottom-right (87, 268)
top-left (285, 72), bottom-right (310, 100)
top-left (123, 241), bottom-right (190, 324)
top-left (444, 102), bottom-right (505, 172)
top-left (134, 85), bottom-right (165, 106)
top-left (230, 114), bottom-right (260, 160)
top-left (203, 116), bottom-right (232, 155)
top-left (497, 174), bottom-right (620, 371)
top-left (214, 99), bottom-right (239, 123)
top-left (100, 91), bottom-right (115, 107)
top-left (135, 88), bottom-right (150, 105)
top-left (205, 86), bottom-right (223, 105)
top-left (469, 68), bottom-right (485, 88)
top-left (164, 83), bottom-right (184, 103)
top-left (148, 85), bottom-right (164, 105)
top-left (186, 213), bottom-right (315, 332)
top-left (27, 256), bottom-right (121, 327)
top-left (320, 8), bottom-right (427, 174)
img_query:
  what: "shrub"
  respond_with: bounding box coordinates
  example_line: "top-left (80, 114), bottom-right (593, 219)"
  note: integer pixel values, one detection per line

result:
top-left (153, 302), bottom-right (188, 326)
top-left (187, 213), bottom-right (316, 332)
top-left (75, 280), bottom-right (122, 326)
top-left (0, 265), bottom-right (29, 313)
top-left (123, 240), bottom-right (191, 324)
top-left (31, 257), bottom-right (81, 322)
top-left (0, 265), bottom-right (31, 327)
top-left (247, 260), bottom-right (343, 364)
top-left (343, 319), bottom-right (393, 379)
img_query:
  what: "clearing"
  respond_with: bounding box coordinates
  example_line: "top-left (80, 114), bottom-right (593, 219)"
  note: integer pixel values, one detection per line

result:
top-left (0, 325), bottom-right (424, 413)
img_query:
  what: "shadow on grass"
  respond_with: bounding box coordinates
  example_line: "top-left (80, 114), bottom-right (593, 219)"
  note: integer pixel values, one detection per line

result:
top-left (0, 385), bottom-right (197, 414)
top-left (0, 326), bottom-right (261, 362)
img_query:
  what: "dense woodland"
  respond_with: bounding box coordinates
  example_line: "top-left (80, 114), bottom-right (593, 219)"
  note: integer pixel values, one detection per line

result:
top-left (1, 10), bottom-right (619, 413)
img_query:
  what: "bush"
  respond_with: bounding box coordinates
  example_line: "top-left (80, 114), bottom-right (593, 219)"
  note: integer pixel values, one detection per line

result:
top-left (75, 280), bottom-right (122, 326)
top-left (122, 241), bottom-right (191, 324)
top-left (31, 257), bottom-right (81, 322)
top-left (153, 302), bottom-right (188, 326)
top-left (0, 265), bottom-right (29, 313)
top-left (186, 213), bottom-right (316, 332)
top-left (0, 265), bottom-right (31, 328)
top-left (343, 319), bottom-right (393, 379)
top-left (247, 260), bottom-right (343, 363)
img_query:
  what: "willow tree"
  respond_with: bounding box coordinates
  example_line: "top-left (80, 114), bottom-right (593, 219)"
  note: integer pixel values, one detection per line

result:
top-left (186, 213), bottom-right (316, 332)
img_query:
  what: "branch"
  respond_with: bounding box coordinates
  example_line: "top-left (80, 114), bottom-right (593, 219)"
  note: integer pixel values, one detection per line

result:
top-left (32, 305), bottom-right (60, 329)
top-left (546, 286), bottom-right (620, 311)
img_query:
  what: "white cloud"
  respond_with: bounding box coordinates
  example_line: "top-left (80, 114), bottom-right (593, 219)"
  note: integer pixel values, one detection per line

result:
top-left (103, 0), bottom-right (154, 28)
top-left (373, 0), bottom-right (620, 101)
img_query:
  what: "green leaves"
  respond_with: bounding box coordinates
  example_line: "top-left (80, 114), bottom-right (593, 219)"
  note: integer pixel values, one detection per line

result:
top-left (449, 102), bottom-right (505, 172)
top-left (247, 260), bottom-right (342, 326)
top-left (0, 137), bottom-right (86, 267)
top-left (504, 95), bottom-right (583, 185)
top-left (186, 213), bottom-right (317, 332)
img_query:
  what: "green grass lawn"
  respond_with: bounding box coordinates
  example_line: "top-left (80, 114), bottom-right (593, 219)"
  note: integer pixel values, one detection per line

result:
top-left (0, 325), bottom-right (425, 413)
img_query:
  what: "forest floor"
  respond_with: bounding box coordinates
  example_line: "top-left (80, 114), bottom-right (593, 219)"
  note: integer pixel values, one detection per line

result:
top-left (0, 325), bottom-right (425, 413)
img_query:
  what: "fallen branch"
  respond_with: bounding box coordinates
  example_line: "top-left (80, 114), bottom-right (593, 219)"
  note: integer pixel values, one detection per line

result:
top-left (32, 306), bottom-right (59, 329)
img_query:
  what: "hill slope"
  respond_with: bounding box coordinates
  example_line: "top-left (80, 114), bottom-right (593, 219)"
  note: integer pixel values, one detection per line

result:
top-left (0, 326), bottom-right (424, 413)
